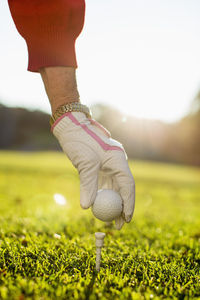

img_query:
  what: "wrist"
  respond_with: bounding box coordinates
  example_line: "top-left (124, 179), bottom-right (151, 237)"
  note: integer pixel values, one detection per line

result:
top-left (50, 102), bottom-right (92, 126)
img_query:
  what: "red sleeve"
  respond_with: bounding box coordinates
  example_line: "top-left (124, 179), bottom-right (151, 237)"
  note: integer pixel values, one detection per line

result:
top-left (8, 0), bottom-right (85, 72)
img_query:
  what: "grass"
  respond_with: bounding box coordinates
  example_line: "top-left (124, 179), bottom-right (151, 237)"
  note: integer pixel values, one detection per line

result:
top-left (0, 151), bottom-right (200, 300)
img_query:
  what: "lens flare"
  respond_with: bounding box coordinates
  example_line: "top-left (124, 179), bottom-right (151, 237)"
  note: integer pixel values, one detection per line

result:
top-left (122, 116), bottom-right (127, 123)
top-left (54, 193), bottom-right (67, 206)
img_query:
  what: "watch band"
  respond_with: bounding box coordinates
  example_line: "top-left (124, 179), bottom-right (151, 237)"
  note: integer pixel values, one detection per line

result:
top-left (50, 102), bottom-right (92, 126)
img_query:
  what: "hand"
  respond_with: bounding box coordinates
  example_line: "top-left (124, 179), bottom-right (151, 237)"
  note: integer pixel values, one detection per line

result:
top-left (52, 112), bottom-right (135, 229)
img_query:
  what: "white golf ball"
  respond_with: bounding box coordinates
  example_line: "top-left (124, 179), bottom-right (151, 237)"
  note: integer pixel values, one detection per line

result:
top-left (92, 189), bottom-right (122, 222)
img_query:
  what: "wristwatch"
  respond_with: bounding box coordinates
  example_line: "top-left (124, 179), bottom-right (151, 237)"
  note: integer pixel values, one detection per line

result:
top-left (50, 102), bottom-right (92, 126)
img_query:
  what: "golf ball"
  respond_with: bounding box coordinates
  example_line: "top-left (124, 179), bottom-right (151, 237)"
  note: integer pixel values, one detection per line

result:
top-left (92, 189), bottom-right (122, 222)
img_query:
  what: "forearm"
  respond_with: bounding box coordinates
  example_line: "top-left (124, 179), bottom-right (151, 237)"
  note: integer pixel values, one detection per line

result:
top-left (39, 66), bottom-right (80, 114)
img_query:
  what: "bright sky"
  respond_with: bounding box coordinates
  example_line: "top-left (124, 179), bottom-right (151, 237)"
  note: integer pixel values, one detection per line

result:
top-left (1, 0), bottom-right (200, 122)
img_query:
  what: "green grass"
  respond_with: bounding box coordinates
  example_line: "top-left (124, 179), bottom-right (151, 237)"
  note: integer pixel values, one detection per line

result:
top-left (0, 151), bottom-right (200, 300)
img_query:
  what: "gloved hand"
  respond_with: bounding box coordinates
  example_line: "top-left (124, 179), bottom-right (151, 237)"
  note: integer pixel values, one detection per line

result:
top-left (51, 111), bottom-right (135, 230)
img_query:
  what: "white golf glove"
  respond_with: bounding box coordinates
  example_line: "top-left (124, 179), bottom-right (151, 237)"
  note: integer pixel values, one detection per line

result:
top-left (52, 111), bottom-right (135, 230)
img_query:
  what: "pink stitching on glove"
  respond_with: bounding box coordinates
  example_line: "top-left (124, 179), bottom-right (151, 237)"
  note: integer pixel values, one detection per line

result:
top-left (51, 112), bottom-right (71, 131)
top-left (68, 113), bottom-right (124, 152)
top-left (51, 112), bottom-right (124, 152)
top-left (89, 119), bottom-right (111, 138)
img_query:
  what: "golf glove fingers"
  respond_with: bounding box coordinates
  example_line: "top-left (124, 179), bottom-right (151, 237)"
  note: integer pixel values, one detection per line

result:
top-left (52, 112), bottom-right (135, 227)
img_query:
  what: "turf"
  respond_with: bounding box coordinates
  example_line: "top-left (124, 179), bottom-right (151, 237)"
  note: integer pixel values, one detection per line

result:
top-left (0, 151), bottom-right (200, 300)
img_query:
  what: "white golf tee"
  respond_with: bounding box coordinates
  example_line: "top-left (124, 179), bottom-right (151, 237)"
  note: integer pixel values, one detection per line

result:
top-left (95, 232), bottom-right (106, 272)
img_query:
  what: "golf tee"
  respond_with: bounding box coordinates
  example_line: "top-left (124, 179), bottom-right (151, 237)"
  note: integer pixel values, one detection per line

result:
top-left (95, 232), bottom-right (106, 272)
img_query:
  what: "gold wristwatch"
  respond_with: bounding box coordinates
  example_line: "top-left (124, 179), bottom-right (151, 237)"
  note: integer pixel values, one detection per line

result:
top-left (50, 102), bottom-right (92, 126)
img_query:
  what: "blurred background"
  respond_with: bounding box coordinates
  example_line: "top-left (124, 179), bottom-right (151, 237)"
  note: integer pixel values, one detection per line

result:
top-left (0, 0), bottom-right (200, 165)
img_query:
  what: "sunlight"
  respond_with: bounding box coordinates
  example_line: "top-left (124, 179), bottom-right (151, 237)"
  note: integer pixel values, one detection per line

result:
top-left (1, 0), bottom-right (200, 123)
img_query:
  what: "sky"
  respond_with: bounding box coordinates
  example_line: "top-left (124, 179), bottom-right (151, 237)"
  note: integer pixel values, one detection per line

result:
top-left (1, 0), bottom-right (200, 122)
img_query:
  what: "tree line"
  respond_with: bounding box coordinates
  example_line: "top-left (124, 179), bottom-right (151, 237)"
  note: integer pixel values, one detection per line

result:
top-left (0, 92), bottom-right (199, 165)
